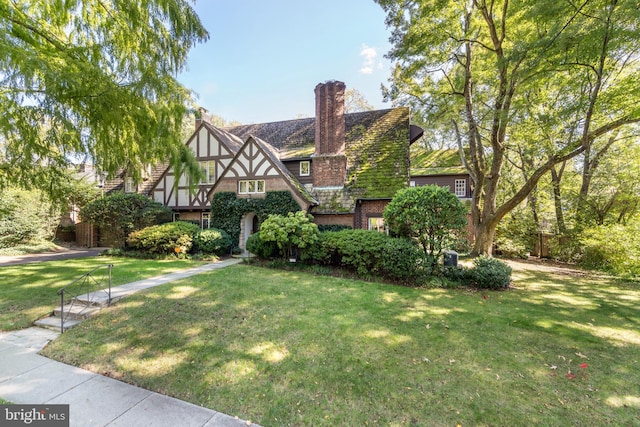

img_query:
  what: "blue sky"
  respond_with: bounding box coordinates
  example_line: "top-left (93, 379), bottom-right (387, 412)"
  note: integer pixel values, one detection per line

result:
top-left (178, 0), bottom-right (393, 124)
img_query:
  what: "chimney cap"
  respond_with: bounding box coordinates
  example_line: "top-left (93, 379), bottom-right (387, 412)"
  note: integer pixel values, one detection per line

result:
top-left (315, 80), bottom-right (346, 90)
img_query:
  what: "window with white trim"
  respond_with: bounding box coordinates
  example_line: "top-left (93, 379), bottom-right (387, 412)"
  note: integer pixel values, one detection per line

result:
top-left (172, 212), bottom-right (180, 222)
top-left (368, 217), bottom-right (387, 233)
top-left (202, 212), bottom-right (210, 229)
top-left (410, 180), bottom-right (416, 187)
top-left (124, 177), bottom-right (135, 193)
top-left (454, 179), bottom-right (466, 197)
top-left (239, 179), bottom-right (265, 194)
top-left (199, 161), bottom-right (216, 184)
top-left (300, 161), bottom-right (310, 176)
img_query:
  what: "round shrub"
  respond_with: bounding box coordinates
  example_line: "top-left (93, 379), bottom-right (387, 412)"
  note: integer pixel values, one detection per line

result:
top-left (193, 228), bottom-right (232, 255)
top-left (246, 232), bottom-right (277, 259)
top-left (469, 256), bottom-right (512, 289)
top-left (126, 221), bottom-right (200, 254)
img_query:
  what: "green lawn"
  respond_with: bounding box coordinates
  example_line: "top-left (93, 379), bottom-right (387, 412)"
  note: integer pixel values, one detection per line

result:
top-left (0, 257), bottom-right (204, 331)
top-left (40, 261), bottom-right (639, 426)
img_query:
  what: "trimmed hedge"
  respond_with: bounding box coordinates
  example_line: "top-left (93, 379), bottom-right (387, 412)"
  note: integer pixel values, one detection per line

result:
top-left (126, 221), bottom-right (200, 255)
top-left (306, 229), bottom-right (425, 283)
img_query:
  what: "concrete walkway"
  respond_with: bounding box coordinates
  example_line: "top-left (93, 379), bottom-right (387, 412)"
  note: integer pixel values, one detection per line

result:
top-left (0, 258), bottom-right (259, 427)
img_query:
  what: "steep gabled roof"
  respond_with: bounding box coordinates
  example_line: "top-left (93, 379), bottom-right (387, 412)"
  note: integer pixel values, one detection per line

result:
top-left (142, 122), bottom-right (246, 198)
top-left (208, 135), bottom-right (317, 206)
top-left (202, 121), bottom-right (244, 155)
top-left (102, 162), bottom-right (168, 195)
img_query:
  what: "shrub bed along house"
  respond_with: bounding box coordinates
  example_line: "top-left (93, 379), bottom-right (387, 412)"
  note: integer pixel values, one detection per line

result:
top-left (126, 221), bottom-right (201, 255)
top-left (248, 226), bottom-right (512, 289)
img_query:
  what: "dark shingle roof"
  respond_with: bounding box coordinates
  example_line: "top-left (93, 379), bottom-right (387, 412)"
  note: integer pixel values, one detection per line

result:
top-left (224, 109), bottom-right (405, 161)
top-left (225, 108), bottom-right (411, 201)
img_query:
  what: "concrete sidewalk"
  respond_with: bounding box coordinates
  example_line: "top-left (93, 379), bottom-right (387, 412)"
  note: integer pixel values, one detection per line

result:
top-left (0, 258), bottom-right (259, 426)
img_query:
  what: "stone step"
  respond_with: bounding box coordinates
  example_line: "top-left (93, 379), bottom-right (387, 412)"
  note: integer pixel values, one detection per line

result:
top-left (74, 291), bottom-right (122, 307)
top-left (53, 303), bottom-right (102, 320)
top-left (34, 316), bottom-right (83, 332)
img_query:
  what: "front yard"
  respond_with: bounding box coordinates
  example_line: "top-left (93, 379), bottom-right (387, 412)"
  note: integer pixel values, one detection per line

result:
top-left (0, 257), bottom-right (205, 330)
top-left (38, 260), bottom-right (639, 426)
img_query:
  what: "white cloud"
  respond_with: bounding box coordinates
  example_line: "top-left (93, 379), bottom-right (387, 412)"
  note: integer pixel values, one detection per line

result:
top-left (359, 44), bottom-right (378, 75)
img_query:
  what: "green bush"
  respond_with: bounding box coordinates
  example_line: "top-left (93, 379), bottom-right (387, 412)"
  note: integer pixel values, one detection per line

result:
top-left (317, 224), bottom-right (353, 232)
top-left (381, 237), bottom-right (425, 283)
top-left (193, 228), bottom-right (232, 255)
top-left (126, 221), bottom-right (200, 255)
top-left (81, 192), bottom-right (171, 248)
top-left (384, 185), bottom-right (468, 270)
top-left (468, 256), bottom-right (512, 289)
top-left (259, 211), bottom-right (319, 259)
top-left (0, 188), bottom-right (60, 248)
top-left (577, 223), bottom-right (640, 277)
top-left (246, 232), bottom-right (277, 259)
top-left (321, 230), bottom-right (388, 276)
top-left (311, 230), bottom-right (425, 282)
top-left (443, 265), bottom-right (470, 283)
top-left (495, 207), bottom-right (537, 258)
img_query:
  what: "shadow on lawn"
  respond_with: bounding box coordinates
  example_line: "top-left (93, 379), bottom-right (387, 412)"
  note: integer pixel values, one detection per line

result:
top-left (42, 263), bottom-right (640, 426)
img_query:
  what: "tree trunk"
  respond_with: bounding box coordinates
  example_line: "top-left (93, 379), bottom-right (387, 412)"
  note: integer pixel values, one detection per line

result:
top-left (550, 164), bottom-right (567, 234)
top-left (471, 217), bottom-right (498, 256)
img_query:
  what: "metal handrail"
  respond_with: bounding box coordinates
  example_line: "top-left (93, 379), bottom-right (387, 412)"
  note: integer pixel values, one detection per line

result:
top-left (56, 264), bottom-right (113, 333)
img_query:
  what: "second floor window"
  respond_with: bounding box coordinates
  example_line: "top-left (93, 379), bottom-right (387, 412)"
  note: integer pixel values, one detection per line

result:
top-left (239, 179), bottom-right (265, 194)
top-left (455, 179), bottom-right (466, 197)
top-left (200, 161), bottom-right (216, 184)
top-left (124, 177), bottom-right (135, 193)
top-left (300, 161), bottom-right (310, 176)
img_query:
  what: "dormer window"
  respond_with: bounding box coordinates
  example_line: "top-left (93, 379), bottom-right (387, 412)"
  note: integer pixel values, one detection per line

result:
top-left (300, 161), bottom-right (310, 176)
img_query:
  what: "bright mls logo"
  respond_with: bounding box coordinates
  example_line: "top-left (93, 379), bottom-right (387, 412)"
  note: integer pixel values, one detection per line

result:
top-left (1, 405), bottom-right (69, 427)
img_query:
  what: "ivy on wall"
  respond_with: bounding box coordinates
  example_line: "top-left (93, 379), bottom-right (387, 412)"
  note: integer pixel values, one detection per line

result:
top-left (210, 191), bottom-right (301, 246)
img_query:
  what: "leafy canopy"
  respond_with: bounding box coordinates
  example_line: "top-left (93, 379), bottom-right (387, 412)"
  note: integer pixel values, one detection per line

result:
top-left (0, 0), bottom-right (209, 201)
top-left (376, 0), bottom-right (640, 254)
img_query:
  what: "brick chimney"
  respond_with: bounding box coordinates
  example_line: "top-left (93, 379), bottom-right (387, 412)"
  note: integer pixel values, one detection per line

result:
top-left (195, 107), bottom-right (210, 130)
top-left (313, 81), bottom-right (347, 188)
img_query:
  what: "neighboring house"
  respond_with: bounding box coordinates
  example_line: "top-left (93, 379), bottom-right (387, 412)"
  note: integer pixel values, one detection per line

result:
top-left (105, 80), bottom-right (475, 250)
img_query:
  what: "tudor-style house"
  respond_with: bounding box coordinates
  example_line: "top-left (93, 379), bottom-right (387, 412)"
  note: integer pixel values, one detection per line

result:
top-left (105, 80), bottom-right (474, 250)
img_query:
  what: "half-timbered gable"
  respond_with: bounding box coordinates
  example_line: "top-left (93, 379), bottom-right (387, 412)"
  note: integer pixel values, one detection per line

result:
top-left (149, 122), bottom-right (243, 212)
top-left (210, 135), bottom-right (317, 211)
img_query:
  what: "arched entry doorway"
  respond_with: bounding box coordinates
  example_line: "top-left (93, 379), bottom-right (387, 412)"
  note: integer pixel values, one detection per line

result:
top-left (240, 212), bottom-right (260, 252)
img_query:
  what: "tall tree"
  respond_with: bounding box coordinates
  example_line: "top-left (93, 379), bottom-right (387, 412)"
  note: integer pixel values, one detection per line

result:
top-left (0, 0), bottom-right (209, 202)
top-left (376, 0), bottom-right (640, 255)
top-left (344, 88), bottom-right (375, 113)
